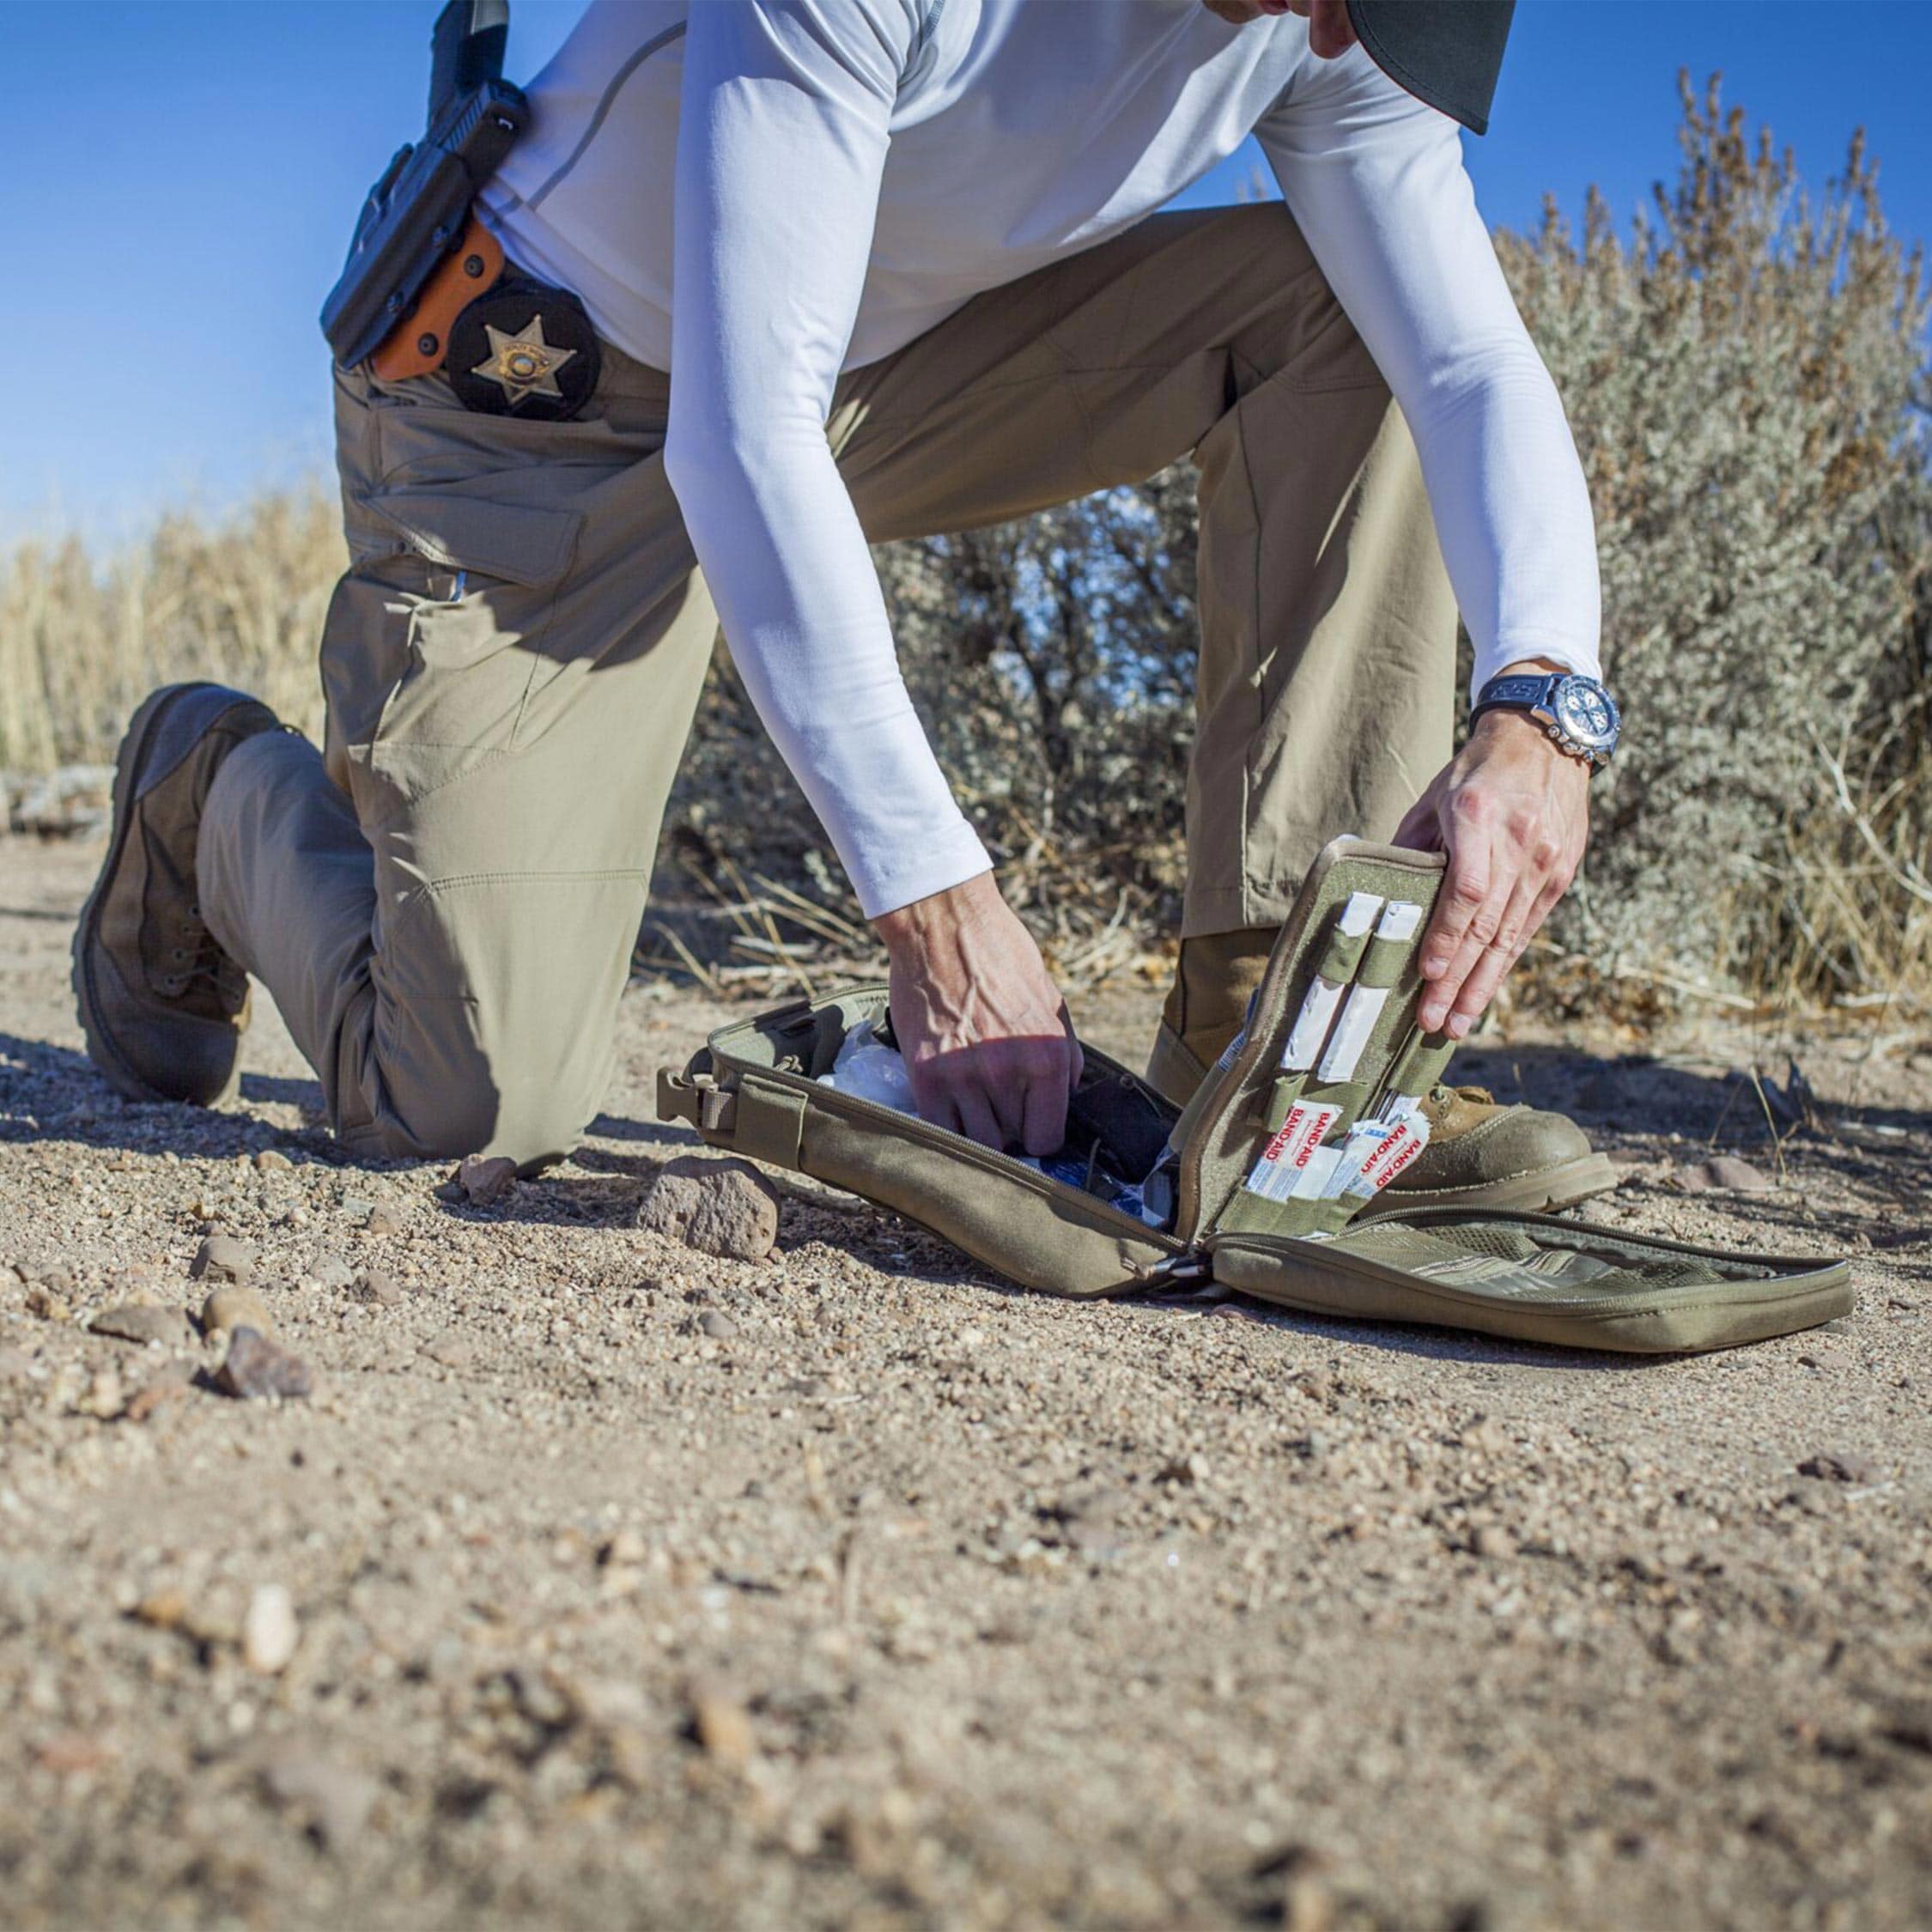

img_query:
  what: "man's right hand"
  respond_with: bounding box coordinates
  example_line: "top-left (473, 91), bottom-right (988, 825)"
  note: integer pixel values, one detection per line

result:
top-left (873, 872), bottom-right (1083, 1157)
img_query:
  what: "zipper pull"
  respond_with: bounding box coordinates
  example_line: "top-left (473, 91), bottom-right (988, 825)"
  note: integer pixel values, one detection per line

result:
top-left (1134, 1252), bottom-right (1216, 1292)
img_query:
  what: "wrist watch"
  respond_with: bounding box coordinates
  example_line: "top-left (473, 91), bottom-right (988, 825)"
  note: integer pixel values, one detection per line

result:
top-left (1471, 672), bottom-right (1621, 768)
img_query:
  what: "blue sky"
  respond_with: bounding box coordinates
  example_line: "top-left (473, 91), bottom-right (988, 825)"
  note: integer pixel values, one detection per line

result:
top-left (7, 1), bottom-right (1929, 542)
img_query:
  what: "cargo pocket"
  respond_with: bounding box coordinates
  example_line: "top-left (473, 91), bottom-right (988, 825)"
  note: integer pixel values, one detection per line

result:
top-left (357, 483), bottom-right (585, 776)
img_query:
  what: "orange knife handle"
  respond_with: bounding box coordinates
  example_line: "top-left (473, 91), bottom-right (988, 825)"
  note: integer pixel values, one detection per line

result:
top-left (369, 217), bottom-right (506, 383)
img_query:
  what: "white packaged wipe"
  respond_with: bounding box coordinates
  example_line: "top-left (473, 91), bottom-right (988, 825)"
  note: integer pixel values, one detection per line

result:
top-left (1316, 900), bottom-right (1425, 1082)
top-left (1280, 890), bottom-right (1382, 1072)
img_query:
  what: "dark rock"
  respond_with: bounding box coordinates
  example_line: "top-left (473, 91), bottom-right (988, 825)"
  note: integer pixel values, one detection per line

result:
top-left (191, 1236), bottom-right (256, 1284)
top-left (216, 1328), bottom-right (313, 1401)
top-left (1797, 1450), bottom-right (1881, 1485)
top-left (635, 1157), bottom-right (781, 1262)
top-left (89, 1304), bottom-right (194, 1348)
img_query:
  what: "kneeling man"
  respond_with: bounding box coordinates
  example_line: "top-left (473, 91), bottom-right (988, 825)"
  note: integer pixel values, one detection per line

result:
top-left (74, 0), bottom-right (1619, 1214)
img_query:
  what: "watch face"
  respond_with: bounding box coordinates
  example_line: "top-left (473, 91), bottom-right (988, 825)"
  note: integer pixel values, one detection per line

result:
top-left (1552, 677), bottom-right (1619, 751)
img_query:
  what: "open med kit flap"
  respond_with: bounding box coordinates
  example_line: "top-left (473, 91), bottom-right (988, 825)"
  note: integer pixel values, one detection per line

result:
top-left (657, 839), bottom-right (1851, 1352)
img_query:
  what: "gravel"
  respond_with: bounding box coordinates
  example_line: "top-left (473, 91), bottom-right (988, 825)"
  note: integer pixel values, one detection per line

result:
top-left (1, 837), bottom-right (1929, 1929)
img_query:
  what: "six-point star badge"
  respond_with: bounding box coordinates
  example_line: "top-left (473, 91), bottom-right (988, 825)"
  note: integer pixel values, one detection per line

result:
top-left (471, 315), bottom-right (577, 407)
top-left (448, 282), bottom-right (601, 421)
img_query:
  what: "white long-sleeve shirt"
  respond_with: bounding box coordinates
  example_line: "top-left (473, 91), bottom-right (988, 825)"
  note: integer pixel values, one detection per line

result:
top-left (483, 0), bottom-right (1601, 919)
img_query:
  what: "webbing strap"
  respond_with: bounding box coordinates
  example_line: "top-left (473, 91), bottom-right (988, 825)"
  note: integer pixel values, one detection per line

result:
top-left (732, 1076), bottom-right (807, 1170)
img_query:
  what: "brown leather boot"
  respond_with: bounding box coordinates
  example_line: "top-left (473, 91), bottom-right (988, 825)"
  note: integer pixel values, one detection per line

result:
top-left (72, 683), bottom-right (289, 1107)
top-left (1146, 934), bottom-right (1613, 1217)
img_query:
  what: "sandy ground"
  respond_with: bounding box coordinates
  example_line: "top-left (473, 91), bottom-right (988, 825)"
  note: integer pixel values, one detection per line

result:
top-left (3, 834), bottom-right (1929, 1931)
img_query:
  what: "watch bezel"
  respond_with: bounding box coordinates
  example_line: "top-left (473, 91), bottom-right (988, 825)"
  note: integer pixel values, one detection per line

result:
top-left (1547, 675), bottom-right (1620, 758)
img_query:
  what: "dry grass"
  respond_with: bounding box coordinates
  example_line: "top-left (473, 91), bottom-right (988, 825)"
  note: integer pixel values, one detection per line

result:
top-left (0, 485), bottom-right (341, 771)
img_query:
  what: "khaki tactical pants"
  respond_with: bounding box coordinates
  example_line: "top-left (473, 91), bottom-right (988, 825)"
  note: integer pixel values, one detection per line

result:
top-left (198, 204), bottom-right (1455, 1168)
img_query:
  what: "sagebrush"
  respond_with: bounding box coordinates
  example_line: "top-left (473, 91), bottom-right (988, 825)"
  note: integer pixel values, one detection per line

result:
top-left (5, 77), bottom-right (1928, 1011)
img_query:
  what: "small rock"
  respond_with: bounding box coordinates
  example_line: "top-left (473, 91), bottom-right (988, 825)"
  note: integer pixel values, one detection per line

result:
top-left (0, 1558), bottom-right (52, 1628)
top-left (1158, 1454), bottom-right (1205, 1486)
top-left (131, 1587), bottom-right (190, 1631)
top-left (1057, 1485), bottom-right (1130, 1553)
top-left (258, 1745), bottom-right (379, 1849)
top-left (1797, 1450), bottom-right (1880, 1485)
top-left (84, 1368), bottom-right (125, 1419)
top-left (1786, 1478), bottom-right (1843, 1518)
top-left (254, 1149), bottom-right (293, 1173)
top-left (457, 1155), bottom-right (518, 1206)
top-left (689, 1680), bottom-right (756, 1769)
top-left (1701, 1156), bottom-right (1775, 1193)
top-left (1461, 1418), bottom-right (1513, 1456)
top-left (1473, 1525), bottom-right (1517, 1560)
top-left (600, 1528), bottom-right (649, 1567)
top-left (635, 1157), bottom-right (780, 1262)
top-left (25, 1285), bottom-right (71, 1322)
top-left (306, 1254), bottom-right (355, 1292)
top-left (201, 1285), bottom-right (274, 1339)
top-left (242, 1584), bottom-right (299, 1674)
top-left (33, 1732), bottom-right (116, 1777)
top-left (422, 1330), bottom-right (477, 1370)
top-left (216, 1328), bottom-right (313, 1401)
top-left (125, 1361), bottom-right (195, 1423)
top-left (353, 1271), bottom-right (404, 1308)
top-left (338, 1195), bottom-right (375, 1222)
top-left (90, 1303), bottom-right (194, 1348)
top-left (698, 1309), bottom-right (738, 1342)
top-left (365, 1206), bottom-right (406, 1237)
top-left (191, 1235), bottom-right (256, 1284)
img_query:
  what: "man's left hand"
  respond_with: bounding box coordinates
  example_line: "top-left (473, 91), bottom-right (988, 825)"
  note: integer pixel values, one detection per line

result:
top-left (1394, 692), bottom-right (1592, 1040)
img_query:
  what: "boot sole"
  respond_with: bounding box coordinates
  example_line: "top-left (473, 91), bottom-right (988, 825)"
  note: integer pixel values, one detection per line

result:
top-left (1355, 1151), bottom-right (1619, 1220)
top-left (70, 683), bottom-right (245, 1109)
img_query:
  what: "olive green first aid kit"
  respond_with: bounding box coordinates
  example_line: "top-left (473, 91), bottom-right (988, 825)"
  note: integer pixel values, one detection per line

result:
top-left (658, 840), bottom-right (1852, 1354)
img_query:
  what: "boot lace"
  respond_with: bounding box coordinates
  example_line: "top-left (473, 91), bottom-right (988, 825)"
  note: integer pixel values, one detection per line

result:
top-left (155, 903), bottom-right (246, 1010)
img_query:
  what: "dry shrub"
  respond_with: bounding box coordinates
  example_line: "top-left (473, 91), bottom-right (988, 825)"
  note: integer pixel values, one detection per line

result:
top-left (1498, 75), bottom-right (1932, 1009)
